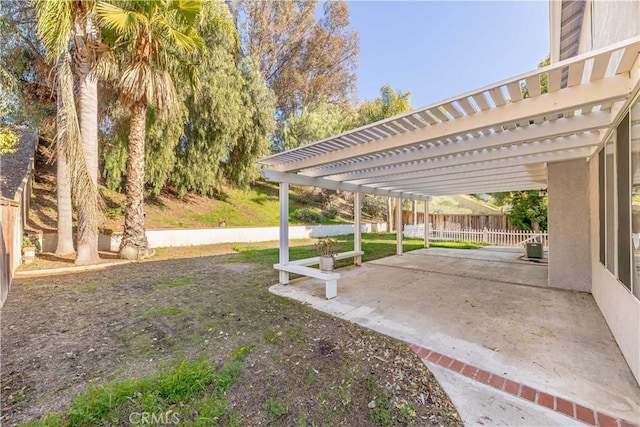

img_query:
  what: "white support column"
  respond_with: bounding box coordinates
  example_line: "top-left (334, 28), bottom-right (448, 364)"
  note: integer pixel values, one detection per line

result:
top-left (326, 279), bottom-right (337, 299)
top-left (387, 197), bottom-right (392, 232)
top-left (412, 200), bottom-right (417, 225)
top-left (424, 198), bottom-right (430, 248)
top-left (279, 182), bottom-right (290, 284)
top-left (354, 192), bottom-right (362, 266)
top-left (396, 196), bottom-right (403, 256)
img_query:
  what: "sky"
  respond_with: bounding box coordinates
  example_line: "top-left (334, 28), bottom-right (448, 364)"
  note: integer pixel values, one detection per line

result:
top-left (346, 1), bottom-right (550, 108)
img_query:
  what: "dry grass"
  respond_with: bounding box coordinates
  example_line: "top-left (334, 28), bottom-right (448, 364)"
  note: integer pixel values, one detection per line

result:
top-left (3, 244), bottom-right (461, 426)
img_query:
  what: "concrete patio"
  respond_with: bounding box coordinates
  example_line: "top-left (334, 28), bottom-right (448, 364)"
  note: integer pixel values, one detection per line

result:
top-left (270, 247), bottom-right (640, 426)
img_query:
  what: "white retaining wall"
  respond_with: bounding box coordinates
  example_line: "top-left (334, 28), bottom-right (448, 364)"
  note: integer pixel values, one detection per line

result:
top-left (41, 223), bottom-right (388, 252)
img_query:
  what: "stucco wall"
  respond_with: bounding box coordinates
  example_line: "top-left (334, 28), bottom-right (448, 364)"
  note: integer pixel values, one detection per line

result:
top-left (578, 0), bottom-right (640, 54)
top-left (591, 1), bottom-right (640, 50)
top-left (547, 159), bottom-right (592, 291)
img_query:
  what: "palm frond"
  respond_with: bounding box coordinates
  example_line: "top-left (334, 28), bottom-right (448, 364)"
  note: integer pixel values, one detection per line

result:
top-left (162, 21), bottom-right (204, 53)
top-left (120, 61), bottom-right (151, 103)
top-left (94, 46), bottom-right (119, 82)
top-left (168, 0), bottom-right (201, 24)
top-left (34, 0), bottom-right (74, 62)
top-left (95, 1), bottom-right (146, 35)
top-left (149, 69), bottom-right (176, 113)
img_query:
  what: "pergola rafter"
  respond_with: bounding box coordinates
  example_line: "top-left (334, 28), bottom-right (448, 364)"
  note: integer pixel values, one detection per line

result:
top-left (259, 37), bottom-right (639, 198)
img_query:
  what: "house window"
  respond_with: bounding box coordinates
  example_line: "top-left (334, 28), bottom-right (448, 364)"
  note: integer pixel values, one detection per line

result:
top-left (617, 113), bottom-right (631, 290)
top-left (631, 97), bottom-right (640, 298)
top-left (599, 93), bottom-right (640, 300)
top-left (599, 148), bottom-right (605, 264)
top-left (604, 138), bottom-right (615, 275)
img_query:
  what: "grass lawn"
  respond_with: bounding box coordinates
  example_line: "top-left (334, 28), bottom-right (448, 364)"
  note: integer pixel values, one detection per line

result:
top-left (3, 234), bottom-right (464, 426)
top-left (232, 233), bottom-right (485, 269)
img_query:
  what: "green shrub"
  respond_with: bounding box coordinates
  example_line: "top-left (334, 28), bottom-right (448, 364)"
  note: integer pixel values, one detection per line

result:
top-left (362, 195), bottom-right (387, 221)
top-left (323, 205), bottom-right (339, 219)
top-left (295, 207), bottom-right (323, 224)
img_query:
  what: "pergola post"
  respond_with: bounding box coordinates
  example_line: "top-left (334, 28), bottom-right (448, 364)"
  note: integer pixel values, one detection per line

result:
top-left (396, 196), bottom-right (403, 256)
top-left (424, 198), bottom-right (430, 248)
top-left (354, 192), bottom-right (362, 266)
top-left (387, 197), bottom-right (392, 232)
top-left (412, 200), bottom-right (417, 225)
top-left (279, 182), bottom-right (289, 284)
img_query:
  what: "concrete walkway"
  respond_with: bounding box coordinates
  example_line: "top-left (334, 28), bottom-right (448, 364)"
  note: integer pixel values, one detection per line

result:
top-left (270, 247), bottom-right (640, 426)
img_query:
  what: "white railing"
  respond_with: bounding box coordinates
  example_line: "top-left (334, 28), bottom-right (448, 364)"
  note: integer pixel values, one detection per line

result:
top-left (404, 225), bottom-right (548, 248)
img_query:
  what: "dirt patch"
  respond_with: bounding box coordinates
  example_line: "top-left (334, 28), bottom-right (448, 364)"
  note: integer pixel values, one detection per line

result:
top-left (17, 251), bottom-right (123, 272)
top-left (2, 248), bottom-right (461, 426)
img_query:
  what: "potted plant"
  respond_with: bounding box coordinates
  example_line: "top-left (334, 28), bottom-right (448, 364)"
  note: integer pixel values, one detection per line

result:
top-left (316, 238), bottom-right (337, 271)
top-left (22, 235), bottom-right (36, 264)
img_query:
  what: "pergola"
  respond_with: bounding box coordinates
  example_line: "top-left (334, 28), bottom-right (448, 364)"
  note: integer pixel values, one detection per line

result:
top-left (258, 36), bottom-right (640, 298)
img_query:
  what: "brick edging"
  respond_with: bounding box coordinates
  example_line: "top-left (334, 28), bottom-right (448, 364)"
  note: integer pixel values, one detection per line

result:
top-left (408, 343), bottom-right (638, 427)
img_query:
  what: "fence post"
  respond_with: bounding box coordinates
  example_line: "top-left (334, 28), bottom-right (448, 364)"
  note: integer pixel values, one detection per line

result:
top-left (483, 227), bottom-right (488, 243)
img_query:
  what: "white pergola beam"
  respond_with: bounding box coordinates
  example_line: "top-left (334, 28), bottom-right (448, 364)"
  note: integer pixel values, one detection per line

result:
top-left (335, 146), bottom-right (592, 188)
top-left (274, 77), bottom-right (628, 173)
top-left (348, 164), bottom-right (546, 186)
top-left (260, 169), bottom-right (432, 201)
top-left (379, 171), bottom-right (547, 191)
top-left (369, 168), bottom-right (547, 189)
top-left (395, 176), bottom-right (547, 193)
top-left (420, 183), bottom-right (545, 196)
top-left (303, 111), bottom-right (610, 178)
top-left (329, 133), bottom-right (598, 182)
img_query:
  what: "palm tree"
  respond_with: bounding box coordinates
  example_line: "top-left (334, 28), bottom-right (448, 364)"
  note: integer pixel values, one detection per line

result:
top-left (96, 0), bottom-right (204, 260)
top-left (54, 53), bottom-right (77, 256)
top-left (73, 6), bottom-right (102, 264)
top-left (34, 0), bottom-right (103, 260)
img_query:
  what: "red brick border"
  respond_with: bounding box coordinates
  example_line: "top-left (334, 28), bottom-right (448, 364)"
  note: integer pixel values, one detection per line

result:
top-left (408, 343), bottom-right (639, 427)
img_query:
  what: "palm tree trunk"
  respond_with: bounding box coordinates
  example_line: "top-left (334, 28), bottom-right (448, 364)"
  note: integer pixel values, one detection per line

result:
top-left (75, 67), bottom-right (99, 263)
top-left (55, 143), bottom-right (75, 255)
top-left (75, 13), bottom-right (100, 264)
top-left (119, 100), bottom-right (149, 259)
top-left (55, 78), bottom-right (74, 256)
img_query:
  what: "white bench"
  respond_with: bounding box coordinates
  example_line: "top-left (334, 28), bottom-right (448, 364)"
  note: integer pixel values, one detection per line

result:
top-left (274, 251), bottom-right (364, 299)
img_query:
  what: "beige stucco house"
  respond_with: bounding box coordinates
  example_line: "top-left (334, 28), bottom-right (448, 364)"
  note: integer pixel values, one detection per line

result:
top-left (259, 0), bottom-right (640, 385)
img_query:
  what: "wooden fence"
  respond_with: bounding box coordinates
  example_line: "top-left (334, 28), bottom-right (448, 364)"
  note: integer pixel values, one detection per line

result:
top-left (399, 212), bottom-right (514, 230)
top-left (1, 131), bottom-right (36, 306)
top-left (404, 225), bottom-right (548, 248)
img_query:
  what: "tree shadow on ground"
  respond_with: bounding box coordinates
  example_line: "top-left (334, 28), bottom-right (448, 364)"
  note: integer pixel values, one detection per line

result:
top-left (2, 246), bottom-right (460, 426)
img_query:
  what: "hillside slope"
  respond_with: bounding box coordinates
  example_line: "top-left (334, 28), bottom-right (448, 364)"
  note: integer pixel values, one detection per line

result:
top-left (29, 143), bottom-right (502, 232)
top-left (28, 144), bottom-right (354, 232)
